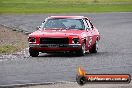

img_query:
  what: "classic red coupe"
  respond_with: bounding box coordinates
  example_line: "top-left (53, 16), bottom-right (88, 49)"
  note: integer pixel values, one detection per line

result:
top-left (28, 16), bottom-right (100, 57)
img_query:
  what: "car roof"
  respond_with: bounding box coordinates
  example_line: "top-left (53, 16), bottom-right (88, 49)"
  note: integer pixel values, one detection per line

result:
top-left (48, 16), bottom-right (88, 19)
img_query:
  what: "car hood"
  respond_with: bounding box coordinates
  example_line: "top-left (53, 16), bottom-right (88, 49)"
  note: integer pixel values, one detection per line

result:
top-left (29, 29), bottom-right (85, 38)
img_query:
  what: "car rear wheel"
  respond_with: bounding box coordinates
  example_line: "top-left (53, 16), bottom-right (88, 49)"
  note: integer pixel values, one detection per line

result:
top-left (76, 43), bottom-right (86, 56)
top-left (29, 48), bottom-right (39, 57)
top-left (89, 40), bottom-right (98, 53)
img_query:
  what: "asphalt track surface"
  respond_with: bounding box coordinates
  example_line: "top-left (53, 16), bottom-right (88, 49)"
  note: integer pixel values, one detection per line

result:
top-left (0, 12), bottom-right (132, 87)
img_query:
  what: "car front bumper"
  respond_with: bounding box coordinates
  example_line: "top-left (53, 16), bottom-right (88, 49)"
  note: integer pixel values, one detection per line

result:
top-left (29, 44), bottom-right (81, 48)
top-left (29, 44), bottom-right (81, 51)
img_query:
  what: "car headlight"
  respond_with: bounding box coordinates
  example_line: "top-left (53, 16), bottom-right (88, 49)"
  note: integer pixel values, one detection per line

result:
top-left (28, 37), bottom-right (36, 43)
top-left (72, 38), bottom-right (80, 44)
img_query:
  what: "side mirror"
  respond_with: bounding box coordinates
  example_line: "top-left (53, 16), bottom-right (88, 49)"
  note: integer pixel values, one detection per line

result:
top-left (36, 26), bottom-right (40, 30)
top-left (86, 27), bottom-right (91, 31)
top-left (36, 21), bottom-right (45, 30)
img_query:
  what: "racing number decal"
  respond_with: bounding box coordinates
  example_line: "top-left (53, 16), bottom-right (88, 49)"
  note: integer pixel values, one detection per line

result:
top-left (88, 37), bottom-right (92, 47)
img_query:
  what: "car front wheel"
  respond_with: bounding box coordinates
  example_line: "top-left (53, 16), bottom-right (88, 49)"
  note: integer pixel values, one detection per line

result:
top-left (76, 43), bottom-right (86, 56)
top-left (29, 48), bottom-right (39, 57)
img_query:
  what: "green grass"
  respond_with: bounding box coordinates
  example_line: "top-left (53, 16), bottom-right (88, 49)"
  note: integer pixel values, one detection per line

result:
top-left (0, 0), bottom-right (132, 13)
top-left (0, 43), bottom-right (27, 54)
top-left (0, 45), bottom-right (18, 54)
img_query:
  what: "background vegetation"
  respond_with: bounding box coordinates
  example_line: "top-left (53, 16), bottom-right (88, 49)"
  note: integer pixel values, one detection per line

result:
top-left (0, 0), bottom-right (132, 13)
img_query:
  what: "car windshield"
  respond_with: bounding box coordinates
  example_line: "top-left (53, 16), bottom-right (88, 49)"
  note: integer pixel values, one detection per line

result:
top-left (42, 18), bottom-right (85, 30)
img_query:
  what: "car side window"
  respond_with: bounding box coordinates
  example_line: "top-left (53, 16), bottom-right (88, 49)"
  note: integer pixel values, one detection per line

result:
top-left (89, 20), bottom-right (94, 29)
top-left (85, 19), bottom-right (93, 30)
top-left (83, 19), bottom-right (89, 30)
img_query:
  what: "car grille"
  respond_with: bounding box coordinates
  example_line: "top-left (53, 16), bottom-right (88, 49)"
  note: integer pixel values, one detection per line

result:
top-left (40, 38), bottom-right (69, 44)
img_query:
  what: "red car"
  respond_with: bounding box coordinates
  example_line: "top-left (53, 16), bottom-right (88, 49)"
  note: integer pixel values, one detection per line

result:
top-left (28, 16), bottom-right (100, 57)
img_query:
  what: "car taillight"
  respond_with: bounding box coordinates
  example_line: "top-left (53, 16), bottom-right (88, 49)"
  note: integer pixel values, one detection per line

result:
top-left (72, 38), bottom-right (80, 44)
top-left (28, 37), bottom-right (36, 43)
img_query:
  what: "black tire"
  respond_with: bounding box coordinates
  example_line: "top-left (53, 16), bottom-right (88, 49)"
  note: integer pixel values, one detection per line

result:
top-left (76, 75), bottom-right (86, 85)
top-left (89, 40), bottom-right (98, 53)
top-left (29, 48), bottom-right (39, 57)
top-left (76, 43), bottom-right (86, 56)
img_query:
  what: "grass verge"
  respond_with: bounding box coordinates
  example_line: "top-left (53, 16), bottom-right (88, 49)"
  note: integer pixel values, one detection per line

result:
top-left (0, 25), bottom-right (28, 54)
top-left (0, 0), bottom-right (132, 13)
top-left (0, 45), bottom-right (18, 54)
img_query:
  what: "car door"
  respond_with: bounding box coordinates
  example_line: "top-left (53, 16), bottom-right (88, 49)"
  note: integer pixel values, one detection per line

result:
top-left (84, 18), bottom-right (98, 49)
top-left (83, 18), bottom-right (94, 50)
top-left (87, 19), bottom-right (97, 44)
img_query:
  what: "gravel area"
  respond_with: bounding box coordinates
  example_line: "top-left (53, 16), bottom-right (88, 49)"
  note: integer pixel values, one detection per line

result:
top-left (0, 25), bottom-right (28, 60)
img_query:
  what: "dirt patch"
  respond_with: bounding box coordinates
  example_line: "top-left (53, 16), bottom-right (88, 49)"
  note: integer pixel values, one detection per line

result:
top-left (0, 25), bottom-right (28, 54)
